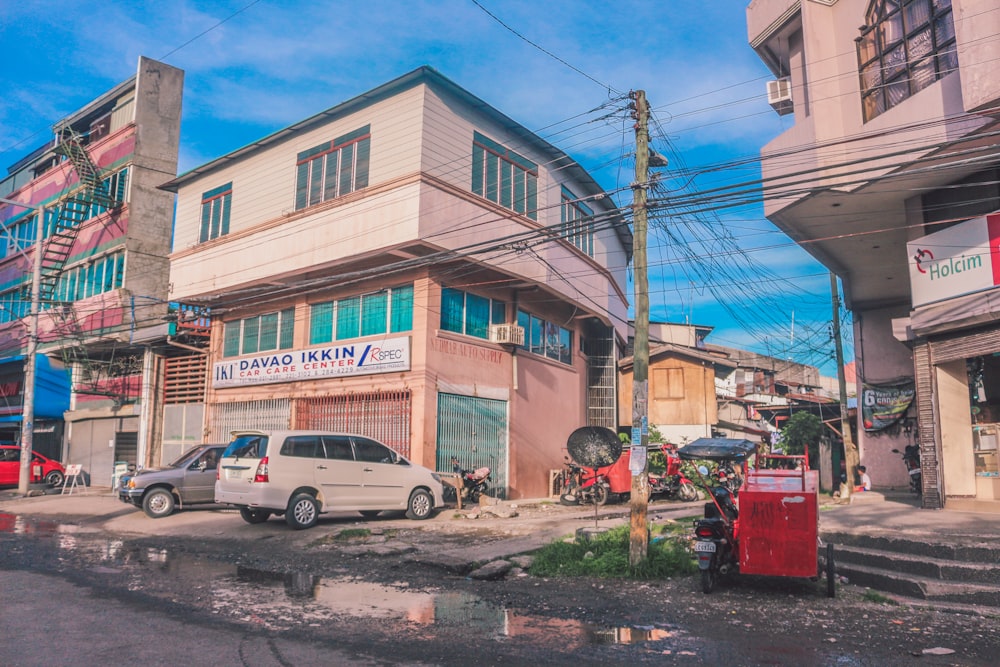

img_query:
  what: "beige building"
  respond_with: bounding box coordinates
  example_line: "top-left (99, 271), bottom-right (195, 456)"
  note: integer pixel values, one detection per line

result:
top-left (748, 0), bottom-right (1000, 509)
top-left (163, 67), bottom-right (631, 500)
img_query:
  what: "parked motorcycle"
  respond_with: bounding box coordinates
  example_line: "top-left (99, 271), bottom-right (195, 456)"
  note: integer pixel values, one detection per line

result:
top-left (712, 460), bottom-right (743, 497)
top-left (892, 445), bottom-right (921, 495)
top-left (448, 457), bottom-right (491, 503)
top-left (649, 470), bottom-right (698, 501)
top-left (692, 481), bottom-right (740, 593)
top-left (558, 458), bottom-right (610, 506)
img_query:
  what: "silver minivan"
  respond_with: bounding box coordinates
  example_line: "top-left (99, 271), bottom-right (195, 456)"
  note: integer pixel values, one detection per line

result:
top-left (215, 430), bottom-right (445, 529)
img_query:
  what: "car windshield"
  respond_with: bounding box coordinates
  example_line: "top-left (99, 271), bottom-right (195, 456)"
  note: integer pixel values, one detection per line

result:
top-left (222, 435), bottom-right (268, 459)
top-left (167, 448), bottom-right (204, 467)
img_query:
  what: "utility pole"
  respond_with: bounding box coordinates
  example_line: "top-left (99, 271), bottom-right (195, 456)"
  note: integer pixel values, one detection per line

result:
top-left (0, 197), bottom-right (44, 495)
top-left (830, 272), bottom-right (858, 499)
top-left (629, 90), bottom-right (650, 567)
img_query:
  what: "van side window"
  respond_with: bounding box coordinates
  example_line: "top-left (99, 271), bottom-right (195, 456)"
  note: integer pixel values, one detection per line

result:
top-left (353, 437), bottom-right (396, 464)
top-left (280, 436), bottom-right (320, 458)
top-left (322, 436), bottom-right (354, 460)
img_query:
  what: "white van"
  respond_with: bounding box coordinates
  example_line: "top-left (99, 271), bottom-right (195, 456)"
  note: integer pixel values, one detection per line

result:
top-left (215, 430), bottom-right (444, 529)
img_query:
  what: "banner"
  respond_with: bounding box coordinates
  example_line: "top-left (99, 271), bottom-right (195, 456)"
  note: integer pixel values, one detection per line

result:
top-left (861, 381), bottom-right (915, 431)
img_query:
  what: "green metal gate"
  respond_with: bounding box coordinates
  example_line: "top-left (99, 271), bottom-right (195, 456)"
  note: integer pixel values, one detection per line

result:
top-left (436, 393), bottom-right (508, 499)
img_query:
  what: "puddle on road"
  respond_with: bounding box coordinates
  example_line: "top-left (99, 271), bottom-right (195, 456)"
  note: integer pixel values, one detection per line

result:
top-left (1, 510), bottom-right (685, 648)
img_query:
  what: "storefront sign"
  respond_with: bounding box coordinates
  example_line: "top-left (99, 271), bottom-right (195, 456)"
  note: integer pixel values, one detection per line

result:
top-left (861, 381), bottom-right (915, 432)
top-left (213, 337), bottom-right (410, 388)
top-left (907, 213), bottom-right (1000, 307)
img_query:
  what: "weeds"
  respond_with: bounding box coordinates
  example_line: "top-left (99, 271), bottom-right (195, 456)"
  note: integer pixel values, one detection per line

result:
top-left (528, 524), bottom-right (698, 579)
top-left (863, 589), bottom-right (898, 605)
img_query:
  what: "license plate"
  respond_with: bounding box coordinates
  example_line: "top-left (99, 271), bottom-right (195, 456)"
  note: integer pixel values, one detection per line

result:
top-left (226, 468), bottom-right (242, 480)
top-left (694, 541), bottom-right (716, 553)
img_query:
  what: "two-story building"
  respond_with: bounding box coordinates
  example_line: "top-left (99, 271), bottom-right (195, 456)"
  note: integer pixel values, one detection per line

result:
top-left (747, 0), bottom-right (1000, 509)
top-left (0, 56), bottom-right (185, 485)
top-left (163, 67), bottom-right (631, 499)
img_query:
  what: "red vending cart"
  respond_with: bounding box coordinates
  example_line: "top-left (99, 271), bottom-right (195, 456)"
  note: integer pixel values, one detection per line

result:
top-left (738, 465), bottom-right (819, 578)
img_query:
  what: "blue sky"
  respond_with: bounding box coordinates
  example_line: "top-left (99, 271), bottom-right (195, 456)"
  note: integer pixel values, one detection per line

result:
top-left (0, 0), bottom-right (849, 375)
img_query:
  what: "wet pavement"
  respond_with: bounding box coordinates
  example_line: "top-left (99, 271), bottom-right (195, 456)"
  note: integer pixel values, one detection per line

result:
top-left (3, 486), bottom-right (1000, 665)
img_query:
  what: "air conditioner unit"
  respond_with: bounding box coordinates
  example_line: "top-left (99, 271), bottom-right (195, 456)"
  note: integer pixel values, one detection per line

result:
top-left (489, 323), bottom-right (525, 346)
top-left (767, 77), bottom-right (793, 116)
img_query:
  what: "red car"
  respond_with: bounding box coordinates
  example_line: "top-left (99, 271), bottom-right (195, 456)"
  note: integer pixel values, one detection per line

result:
top-left (0, 445), bottom-right (66, 488)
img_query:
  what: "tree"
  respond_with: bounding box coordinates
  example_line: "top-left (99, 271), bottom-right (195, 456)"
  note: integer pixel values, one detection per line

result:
top-left (780, 412), bottom-right (824, 466)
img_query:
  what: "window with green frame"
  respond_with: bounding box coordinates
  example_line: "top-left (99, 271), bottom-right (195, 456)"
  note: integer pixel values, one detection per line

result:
top-left (561, 185), bottom-right (594, 257)
top-left (440, 287), bottom-right (506, 339)
top-left (471, 131), bottom-right (537, 220)
top-left (517, 310), bottom-right (572, 365)
top-left (294, 126), bottom-right (371, 211)
top-left (200, 182), bottom-right (232, 242)
top-left (308, 284), bottom-right (414, 345)
top-left (222, 308), bottom-right (296, 357)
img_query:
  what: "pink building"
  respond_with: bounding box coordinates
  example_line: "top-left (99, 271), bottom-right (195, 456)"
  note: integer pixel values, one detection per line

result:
top-left (164, 67), bottom-right (631, 499)
top-left (748, 0), bottom-right (1000, 510)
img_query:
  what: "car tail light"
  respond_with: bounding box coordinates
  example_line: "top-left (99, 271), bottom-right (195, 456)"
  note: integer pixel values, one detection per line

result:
top-left (254, 457), bottom-right (269, 483)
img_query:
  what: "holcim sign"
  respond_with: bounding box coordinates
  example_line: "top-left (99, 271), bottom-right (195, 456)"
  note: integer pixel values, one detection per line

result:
top-left (213, 336), bottom-right (410, 388)
top-left (907, 213), bottom-right (1000, 308)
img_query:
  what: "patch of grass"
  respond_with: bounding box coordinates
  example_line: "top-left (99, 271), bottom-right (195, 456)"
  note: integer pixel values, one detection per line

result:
top-left (528, 524), bottom-right (698, 579)
top-left (863, 589), bottom-right (898, 605)
top-left (335, 528), bottom-right (372, 540)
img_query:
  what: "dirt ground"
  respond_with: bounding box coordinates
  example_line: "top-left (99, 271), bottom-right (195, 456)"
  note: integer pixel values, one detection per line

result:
top-left (3, 498), bottom-right (999, 665)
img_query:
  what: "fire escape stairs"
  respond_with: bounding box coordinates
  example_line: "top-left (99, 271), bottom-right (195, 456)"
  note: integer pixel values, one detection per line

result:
top-left (44, 130), bottom-right (126, 399)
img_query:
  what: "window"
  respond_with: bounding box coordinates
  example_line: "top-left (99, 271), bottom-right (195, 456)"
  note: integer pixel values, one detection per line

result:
top-left (308, 284), bottom-right (413, 345)
top-left (857, 0), bottom-right (956, 122)
top-left (352, 436), bottom-right (397, 464)
top-left (440, 287), bottom-right (506, 339)
top-left (280, 436), bottom-right (320, 458)
top-left (52, 251), bottom-right (124, 304)
top-left (0, 285), bottom-right (30, 324)
top-left (222, 308), bottom-right (295, 357)
top-left (471, 131), bottom-right (537, 220)
top-left (0, 211), bottom-right (37, 259)
top-left (653, 368), bottom-right (685, 399)
top-left (200, 182), bottom-right (232, 242)
top-left (561, 186), bottom-right (594, 257)
top-left (322, 435), bottom-right (354, 461)
top-left (294, 126), bottom-right (371, 210)
top-left (516, 310), bottom-right (572, 364)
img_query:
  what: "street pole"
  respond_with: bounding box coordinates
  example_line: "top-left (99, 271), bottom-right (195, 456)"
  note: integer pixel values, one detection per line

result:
top-left (629, 90), bottom-right (650, 566)
top-left (0, 197), bottom-right (44, 496)
top-left (830, 272), bottom-right (858, 500)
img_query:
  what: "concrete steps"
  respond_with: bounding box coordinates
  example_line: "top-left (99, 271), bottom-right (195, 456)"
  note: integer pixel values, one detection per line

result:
top-left (822, 530), bottom-right (1000, 609)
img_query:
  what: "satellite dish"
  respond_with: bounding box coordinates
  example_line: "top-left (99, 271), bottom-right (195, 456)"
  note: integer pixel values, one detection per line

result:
top-left (566, 426), bottom-right (622, 468)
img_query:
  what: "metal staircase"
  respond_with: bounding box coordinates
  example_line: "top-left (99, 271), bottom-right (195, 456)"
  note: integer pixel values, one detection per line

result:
top-left (43, 130), bottom-right (126, 399)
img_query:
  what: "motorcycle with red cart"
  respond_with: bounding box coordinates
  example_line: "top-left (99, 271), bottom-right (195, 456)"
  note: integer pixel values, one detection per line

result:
top-left (678, 437), bottom-right (834, 597)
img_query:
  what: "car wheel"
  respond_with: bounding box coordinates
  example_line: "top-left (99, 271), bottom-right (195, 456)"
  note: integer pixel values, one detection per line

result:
top-left (45, 470), bottom-right (64, 488)
top-left (359, 510), bottom-right (381, 519)
top-left (405, 489), bottom-right (433, 520)
top-left (142, 489), bottom-right (176, 518)
top-left (285, 493), bottom-right (319, 530)
top-left (239, 507), bottom-right (271, 524)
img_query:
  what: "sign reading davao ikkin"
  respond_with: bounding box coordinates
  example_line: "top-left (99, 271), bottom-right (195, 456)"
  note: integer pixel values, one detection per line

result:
top-left (213, 337), bottom-right (410, 388)
top-left (907, 213), bottom-right (1000, 308)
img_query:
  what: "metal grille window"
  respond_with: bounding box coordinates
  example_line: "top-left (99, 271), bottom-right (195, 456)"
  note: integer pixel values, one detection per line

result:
top-left (471, 131), bottom-right (537, 220)
top-left (561, 186), bottom-right (594, 257)
top-left (857, 0), bottom-right (956, 122)
top-left (294, 126), bottom-right (371, 211)
top-left (309, 284), bottom-right (413, 345)
top-left (516, 309), bottom-right (572, 365)
top-left (207, 398), bottom-right (291, 442)
top-left (199, 182), bottom-right (232, 242)
top-left (295, 390), bottom-right (412, 458)
top-left (222, 308), bottom-right (295, 357)
top-left (440, 287), bottom-right (506, 340)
